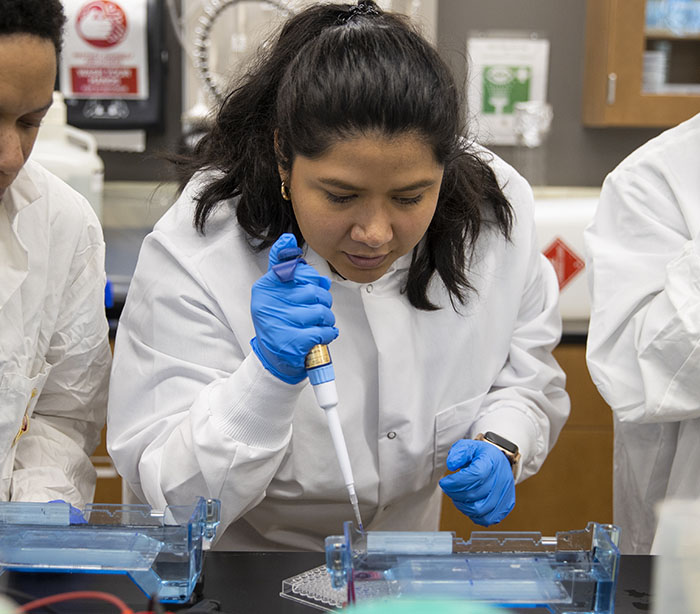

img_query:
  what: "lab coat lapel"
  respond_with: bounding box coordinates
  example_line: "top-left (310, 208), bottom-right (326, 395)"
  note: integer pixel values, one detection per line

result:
top-left (0, 167), bottom-right (41, 312)
top-left (0, 202), bottom-right (28, 313)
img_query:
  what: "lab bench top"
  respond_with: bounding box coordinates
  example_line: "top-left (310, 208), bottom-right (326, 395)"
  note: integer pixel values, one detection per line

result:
top-left (0, 552), bottom-right (652, 613)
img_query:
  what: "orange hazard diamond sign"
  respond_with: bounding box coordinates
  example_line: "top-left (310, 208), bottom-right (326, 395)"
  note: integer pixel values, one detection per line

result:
top-left (543, 237), bottom-right (585, 290)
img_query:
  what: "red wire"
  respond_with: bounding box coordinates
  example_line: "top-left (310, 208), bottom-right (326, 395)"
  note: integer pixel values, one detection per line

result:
top-left (347, 575), bottom-right (356, 605)
top-left (16, 590), bottom-right (134, 614)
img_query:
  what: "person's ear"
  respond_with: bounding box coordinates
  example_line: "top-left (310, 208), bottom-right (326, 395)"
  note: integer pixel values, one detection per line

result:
top-left (273, 130), bottom-right (288, 183)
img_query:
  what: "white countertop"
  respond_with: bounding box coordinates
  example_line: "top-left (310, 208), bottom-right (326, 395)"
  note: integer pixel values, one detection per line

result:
top-left (102, 181), bottom-right (177, 230)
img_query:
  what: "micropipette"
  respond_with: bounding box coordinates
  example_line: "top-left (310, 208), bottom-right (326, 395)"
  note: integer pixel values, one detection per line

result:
top-left (271, 246), bottom-right (364, 532)
top-left (305, 344), bottom-right (364, 532)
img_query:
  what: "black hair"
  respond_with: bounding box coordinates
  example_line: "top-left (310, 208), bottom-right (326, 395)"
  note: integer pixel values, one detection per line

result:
top-left (0, 0), bottom-right (66, 56)
top-left (172, 0), bottom-right (513, 311)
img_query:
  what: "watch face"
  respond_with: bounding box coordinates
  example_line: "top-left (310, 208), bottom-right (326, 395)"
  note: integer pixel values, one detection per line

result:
top-left (484, 431), bottom-right (519, 454)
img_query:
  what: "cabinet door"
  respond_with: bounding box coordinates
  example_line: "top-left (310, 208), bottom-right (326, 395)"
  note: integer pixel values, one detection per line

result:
top-left (92, 425), bottom-right (122, 504)
top-left (583, 0), bottom-right (700, 127)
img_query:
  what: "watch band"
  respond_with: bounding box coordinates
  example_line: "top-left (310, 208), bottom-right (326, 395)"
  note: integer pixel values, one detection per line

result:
top-left (475, 431), bottom-right (521, 478)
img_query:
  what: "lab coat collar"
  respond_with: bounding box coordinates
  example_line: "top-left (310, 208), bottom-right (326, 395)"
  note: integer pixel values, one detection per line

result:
top-left (0, 166), bottom-right (40, 310)
top-left (3, 164), bottom-right (42, 220)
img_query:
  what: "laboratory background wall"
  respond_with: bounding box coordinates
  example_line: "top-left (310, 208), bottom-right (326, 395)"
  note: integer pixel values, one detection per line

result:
top-left (103, 0), bottom-right (667, 187)
top-left (437, 0), bottom-right (663, 186)
top-left (100, 0), bottom-right (660, 187)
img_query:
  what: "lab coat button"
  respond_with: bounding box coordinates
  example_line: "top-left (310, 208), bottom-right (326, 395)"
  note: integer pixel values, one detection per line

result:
top-left (365, 284), bottom-right (373, 293)
top-left (387, 431), bottom-right (397, 439)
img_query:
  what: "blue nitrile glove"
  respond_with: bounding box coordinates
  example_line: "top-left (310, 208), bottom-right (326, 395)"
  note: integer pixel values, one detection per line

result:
top-left (48, 499), bottom-right (87, 524)
top-left (250, 233), bottom-right (338, 384)
top-left (439, 439), bottom-right (515, 526)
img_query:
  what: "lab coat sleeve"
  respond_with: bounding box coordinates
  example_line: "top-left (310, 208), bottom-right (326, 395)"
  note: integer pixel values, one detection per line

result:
top-left (11, 209), bottom-right (111, 508)
top-left (586, 163), bottom-right (700, 424)
top-left (469, 189), bottom-right (570, 482)
top-left (107, 228), bottom-right (304, 533)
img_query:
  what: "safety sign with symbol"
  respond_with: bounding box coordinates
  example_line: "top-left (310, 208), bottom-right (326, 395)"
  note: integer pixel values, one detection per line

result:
top-left (542, 237), bottom-right (585, 290)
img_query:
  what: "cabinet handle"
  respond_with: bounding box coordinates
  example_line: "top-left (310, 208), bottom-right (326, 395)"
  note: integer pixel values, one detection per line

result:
top-left (607, 73), bottom-right (617, 105)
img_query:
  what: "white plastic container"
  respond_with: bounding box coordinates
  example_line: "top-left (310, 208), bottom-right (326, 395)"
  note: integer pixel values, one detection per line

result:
top-left (533, 190), bottom-right (600, 334)
top-left (29, 91), bottom-right (104, 220)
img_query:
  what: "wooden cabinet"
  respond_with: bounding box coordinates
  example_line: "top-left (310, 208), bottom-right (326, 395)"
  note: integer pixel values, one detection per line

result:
top-left (94, 337), bottom-right (122, 503)
top-left (583, 0), bottom-right (700, 127)
top-left (92, 426), bottom-right (122, 504)
top-left (440, 342), bottom-right (613, 539)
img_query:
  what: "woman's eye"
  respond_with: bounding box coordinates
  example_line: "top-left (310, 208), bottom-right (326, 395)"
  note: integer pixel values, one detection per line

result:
top-left (395, 194), bottom-right (424, 206)
top-left (325, 192), bottom-right (355, 204)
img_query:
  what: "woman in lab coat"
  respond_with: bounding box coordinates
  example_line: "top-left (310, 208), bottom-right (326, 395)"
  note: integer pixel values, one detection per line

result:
top-left (0, 0), bottom-right (111, 507)
top-left (585, 111), bottom-right (700, 554)
top-left (107, 1), bottom-right (569, 550)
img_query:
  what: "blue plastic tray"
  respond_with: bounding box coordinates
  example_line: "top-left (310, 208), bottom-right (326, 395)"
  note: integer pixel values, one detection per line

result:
top-left (281, 521), bottom-right (620, 613)
top-left (0, 497), bottom-right (220, 603)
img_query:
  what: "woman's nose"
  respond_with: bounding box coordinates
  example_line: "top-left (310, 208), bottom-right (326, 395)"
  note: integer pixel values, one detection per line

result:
top-left (350, 203), bottom-right (393, 248)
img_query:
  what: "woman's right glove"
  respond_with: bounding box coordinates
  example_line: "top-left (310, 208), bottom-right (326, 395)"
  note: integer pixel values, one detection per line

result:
top-left (250, 233), bottom-right (338, 384)
top-left (439, 439), bottom-right (515, 526)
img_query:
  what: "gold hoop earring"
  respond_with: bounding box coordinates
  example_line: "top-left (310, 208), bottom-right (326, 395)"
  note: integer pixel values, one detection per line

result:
top-left (280, 181), bottom-right (291, 201)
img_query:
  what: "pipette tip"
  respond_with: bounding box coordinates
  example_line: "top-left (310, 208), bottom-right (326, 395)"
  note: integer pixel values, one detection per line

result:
top-left (348, 489), bottom-right (364, 534)
top-left (354, 508), bottom-right (364, 534)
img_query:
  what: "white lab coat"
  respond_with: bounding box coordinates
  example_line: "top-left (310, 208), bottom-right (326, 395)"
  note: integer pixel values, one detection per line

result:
top-left (107, 150), bottom-right (569, 551)
top-left (0, 160), bottom-right (111, 507)
top-left (585, 112), bottom-right (700, 554)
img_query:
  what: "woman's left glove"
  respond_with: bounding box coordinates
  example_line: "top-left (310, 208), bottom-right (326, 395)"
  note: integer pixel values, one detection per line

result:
top-left (439, 439), bottom-right (515, 526)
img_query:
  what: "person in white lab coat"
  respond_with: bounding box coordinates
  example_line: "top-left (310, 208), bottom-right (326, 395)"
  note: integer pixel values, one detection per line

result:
top-left (108, 0), bottom-right (569, 550)
top-left (0, 0), bottom-right (111, 507)
top-left (585, 112), bottom-right (700, 554)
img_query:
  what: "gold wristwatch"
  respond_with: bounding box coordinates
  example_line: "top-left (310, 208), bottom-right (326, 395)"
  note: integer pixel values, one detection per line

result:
top-left (475, 431), bottom-right (521, 478)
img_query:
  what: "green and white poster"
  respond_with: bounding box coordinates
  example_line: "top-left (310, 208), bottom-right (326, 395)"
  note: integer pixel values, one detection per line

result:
top-left (467, 34), bottom-right (550, 145)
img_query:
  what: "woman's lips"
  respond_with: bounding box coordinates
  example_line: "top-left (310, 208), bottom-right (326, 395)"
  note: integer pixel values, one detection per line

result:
top-left (345, 253), bottom-right (388, 269)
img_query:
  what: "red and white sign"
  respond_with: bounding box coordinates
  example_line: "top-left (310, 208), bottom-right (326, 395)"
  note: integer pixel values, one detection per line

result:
top-left (60, 0), bottom-right (148, 100)
top-left (77, 1), bottom-right (128, 48)
top-left (543, 237), bottom-right (585, 290)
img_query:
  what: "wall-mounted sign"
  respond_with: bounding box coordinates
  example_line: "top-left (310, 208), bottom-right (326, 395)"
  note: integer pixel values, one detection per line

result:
top-left (467, 33), bottom-right (550, 146)
top-left (60, 0), bottom-right (149, 100)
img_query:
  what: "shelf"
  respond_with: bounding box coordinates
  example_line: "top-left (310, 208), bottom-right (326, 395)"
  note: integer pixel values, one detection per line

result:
top-left (583, 0), bottom-right (700, 127)
top-left (645, 28), bottom-right (700, 40)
